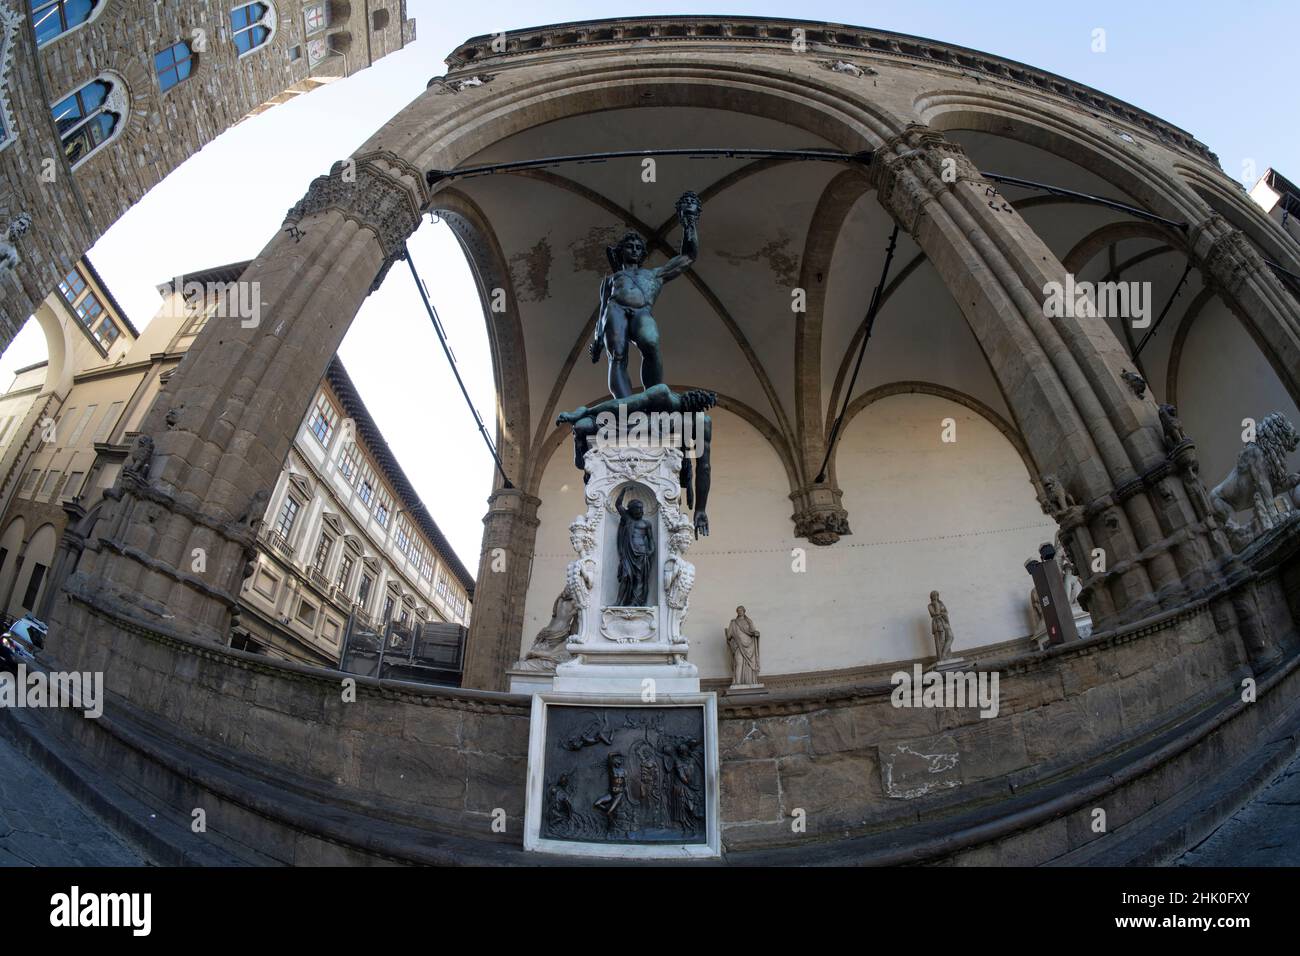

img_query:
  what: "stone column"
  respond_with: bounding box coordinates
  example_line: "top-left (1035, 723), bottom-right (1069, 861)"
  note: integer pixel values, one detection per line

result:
top-left (48, 152), bottom-right (427, 648)
top-left (1188, 213), bottom-right (1300, 409)
top-left (870, 125), bottom-right (1227, 625)
top-left (461, 487), bottom-right (541, 691)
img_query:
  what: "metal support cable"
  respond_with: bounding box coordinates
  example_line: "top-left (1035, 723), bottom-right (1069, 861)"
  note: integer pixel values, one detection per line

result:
top-left (426, 149), bottom-right (1189, 231)
top-left (427, 148), bottom-right (875, 185)
top-left (815, 223), bottom-right (900, 484)
top-left (404, 245), bottom-right (514, 489)
top-left (1133, 258), bottom-right (1194, 359)
top-left (980, 171), bottom-right (1188, 232)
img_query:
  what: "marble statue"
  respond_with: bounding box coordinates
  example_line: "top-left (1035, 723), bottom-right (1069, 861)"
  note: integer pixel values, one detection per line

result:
top-left (928, 591), bottom-right (955, 661)
top-left (1209, 411), bottom-right (1300, 547)
top-left (517, 517), bottom-right (596, 668)
top-left (591, 192), bottom-right (701, 399)
top-left (662, 516), bottom-right (695, 651)
top-left (522, 589), bottom-right (583, 671)
top-left (725, 606), bottom-right (761, 687)
top-left (615, 487), bottom-right (655, 606)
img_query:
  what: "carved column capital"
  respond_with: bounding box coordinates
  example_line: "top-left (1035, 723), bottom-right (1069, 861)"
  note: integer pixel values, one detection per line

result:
top-left (1189, 214), bottom-right (1269, 293)
top-left (790, 483), bottom-right (851, 546)
top-left (869, 124), bottom-right (981, 233)
top-left (283, 151), bottom-right (428, 290)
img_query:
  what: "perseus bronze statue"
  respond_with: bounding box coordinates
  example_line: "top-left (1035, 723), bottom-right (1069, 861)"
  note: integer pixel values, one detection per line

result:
top-left (592, 192), bottom-right (701, 398)
top-left (557, 191), bottom-right (715, 537)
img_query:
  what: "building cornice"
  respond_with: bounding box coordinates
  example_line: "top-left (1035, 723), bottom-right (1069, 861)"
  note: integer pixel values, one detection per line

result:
top-left (443, 16), bottom-right (1215, 164)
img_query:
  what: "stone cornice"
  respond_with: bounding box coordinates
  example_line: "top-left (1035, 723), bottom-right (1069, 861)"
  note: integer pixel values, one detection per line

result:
top-left (444, 17), bottom-right (1213, 163)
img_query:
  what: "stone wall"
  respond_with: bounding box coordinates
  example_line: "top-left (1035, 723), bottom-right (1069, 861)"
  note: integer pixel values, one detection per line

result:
top-left (0, 0), bottom-right (410, 343)
top-left (30, 525), bottom-right (1297, 863)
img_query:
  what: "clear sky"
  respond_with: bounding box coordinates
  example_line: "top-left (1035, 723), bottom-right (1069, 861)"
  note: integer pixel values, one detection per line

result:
top-left (3, 0), bottom-right (1295, 571)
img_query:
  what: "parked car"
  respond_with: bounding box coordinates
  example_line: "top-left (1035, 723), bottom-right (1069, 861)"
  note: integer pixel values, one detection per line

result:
top-left (8, 615), bottom-right (45, 651)
top-left (0, 623), bottom-right (37, 671)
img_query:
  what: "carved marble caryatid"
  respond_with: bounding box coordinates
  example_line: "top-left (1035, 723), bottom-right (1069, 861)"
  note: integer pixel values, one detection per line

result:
top-left (928, 591), bottom-right (954, 661)
top-left (725, 606), bottom-right (761, 687)
top-left (662, 515), bottom-right (695, 651)
top-left (520, 518), bottom-right (597, 666)
top-left (1209, 411), bottom-right (1300, 548)
top-left (615, 486), bottom-right (655, 606)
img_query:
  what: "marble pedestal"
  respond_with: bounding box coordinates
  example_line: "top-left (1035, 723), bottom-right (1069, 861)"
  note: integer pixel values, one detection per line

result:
top-left (521, 439), bottom-right (718, 857)
top-left (512, 437), bottom-right (703, 695)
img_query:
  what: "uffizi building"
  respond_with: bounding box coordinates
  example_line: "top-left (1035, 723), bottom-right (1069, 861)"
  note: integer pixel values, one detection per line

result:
top-left (0, 256), bottom-right (472, 675)
top-left (0, 10), bottom-right (1298, 870)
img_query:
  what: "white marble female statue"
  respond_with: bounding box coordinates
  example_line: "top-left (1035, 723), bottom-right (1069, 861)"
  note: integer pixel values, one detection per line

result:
top-left (517, 518), bottom-right (595, 670)
top-left (663, 517), bottom-right (695, 651)
top-left (725, 606), bottom-right (761, 686)
top-left (929, 590), bottom-right (954, 661)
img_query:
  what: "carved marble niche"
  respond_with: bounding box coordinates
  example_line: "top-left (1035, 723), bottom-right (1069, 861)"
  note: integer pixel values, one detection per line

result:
top-left (553, 439), bottom-right (700, 693)
top-left (601, 480), bottom-right (659, 611)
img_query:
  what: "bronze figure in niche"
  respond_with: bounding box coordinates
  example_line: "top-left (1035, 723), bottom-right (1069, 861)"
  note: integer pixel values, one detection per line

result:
top-left (615, 487), bottom-right (655, 607)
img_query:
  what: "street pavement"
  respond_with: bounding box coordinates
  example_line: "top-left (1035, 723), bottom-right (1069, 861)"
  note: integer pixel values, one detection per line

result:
top-left (1176, 750), bottom-right (1300, 866)
top-left (0, 727), bottom-right (145, 866)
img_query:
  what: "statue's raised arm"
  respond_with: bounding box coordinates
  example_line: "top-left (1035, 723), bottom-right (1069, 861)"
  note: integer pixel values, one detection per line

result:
top-left (655, 192), bottom-right (701, 282)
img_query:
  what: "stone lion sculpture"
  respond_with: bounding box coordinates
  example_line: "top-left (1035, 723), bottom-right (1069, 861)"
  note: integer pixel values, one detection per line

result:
top-left (1209, 412), bottom-right (1300, 547)
top-left (0, 214), bottom-right (32, 275)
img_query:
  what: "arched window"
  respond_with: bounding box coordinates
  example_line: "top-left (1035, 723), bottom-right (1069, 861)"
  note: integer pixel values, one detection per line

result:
top-left (230, 3), bottom-right (272, 55)
top-left (30, 0), bottom-right (99, 47)
top-left (50, 79), bottom-right (120, 166)
top-left (155, 42), bottom-right (195, 92)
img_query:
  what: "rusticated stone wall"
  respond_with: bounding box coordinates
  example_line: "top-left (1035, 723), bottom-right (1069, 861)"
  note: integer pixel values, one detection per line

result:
top-left (0, 0), bottom-right (412, 343)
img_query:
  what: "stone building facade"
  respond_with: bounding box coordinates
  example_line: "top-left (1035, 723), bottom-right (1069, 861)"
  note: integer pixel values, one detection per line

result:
top-left (0, 255), bottom-right (471, 668)
top-left (0, 0), bottom-right (414, 348)
top-left (236, 356), bottom-right (473, 667)
top-left (14, 16), bottom-right (1300, 864)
